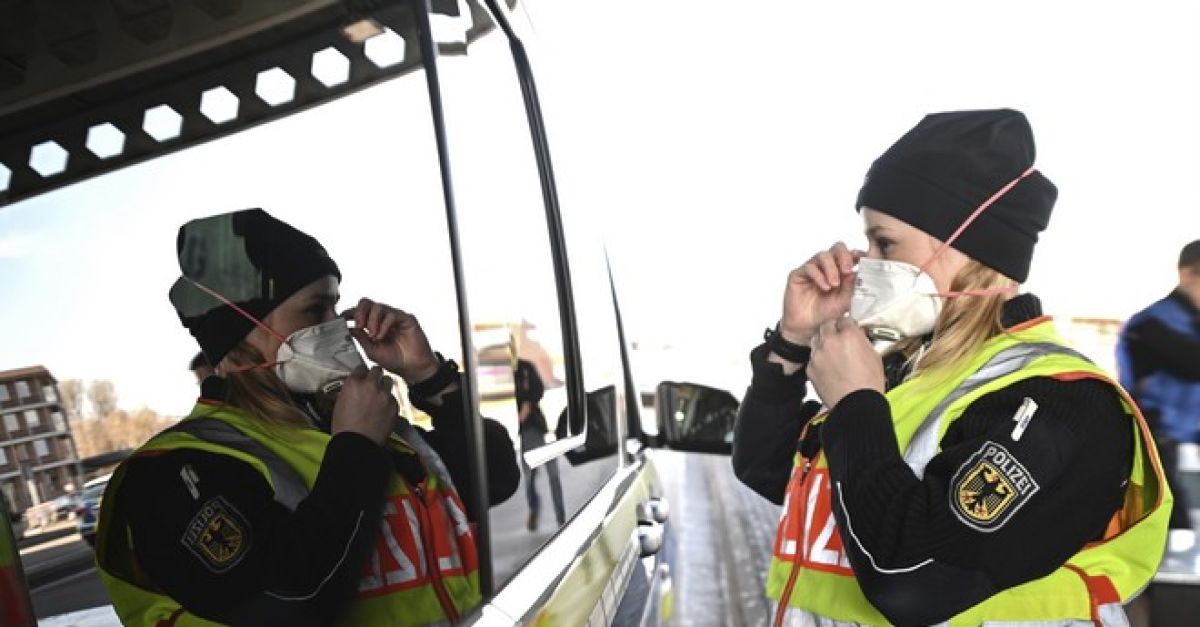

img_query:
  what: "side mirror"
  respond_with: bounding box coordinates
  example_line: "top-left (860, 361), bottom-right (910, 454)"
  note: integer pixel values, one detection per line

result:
top-left (655, 381), bottom-right (738, 455)
top-left (554, 385), bottom-right (619, 465)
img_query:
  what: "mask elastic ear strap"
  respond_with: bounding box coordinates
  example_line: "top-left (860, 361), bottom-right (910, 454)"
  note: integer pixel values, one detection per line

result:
top-left (918, 166), bottom-right (1037, 277)
top-left (938, 285), bottom-right (1020, 298)
top-left (184, 277), bottom-right (289, 344)
top-left (184, 277), bottom-right (289, 373)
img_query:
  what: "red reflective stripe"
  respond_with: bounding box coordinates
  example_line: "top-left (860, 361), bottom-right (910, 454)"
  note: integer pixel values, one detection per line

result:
top-left (1088, 574), bottom-right (1121, 606)
top-left (773, 415), bottom-right (825, 627)
top-left (774, 487), bottom-right (804, 627)
top-left (155, 607), bottom-right (186, 627)
top-left (1064, 564), bottom-right (1120, 625)
top-left (413, 484), bottom-right (460, 624)
top-left (774, 450), bottom-right (821, 627)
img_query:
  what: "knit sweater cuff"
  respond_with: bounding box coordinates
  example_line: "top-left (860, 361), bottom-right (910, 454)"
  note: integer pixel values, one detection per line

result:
top-left (748, 343), bottom-right (810, 403)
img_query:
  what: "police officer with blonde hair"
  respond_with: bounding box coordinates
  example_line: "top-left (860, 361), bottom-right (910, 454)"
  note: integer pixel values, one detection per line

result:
top-left (734, 110), bottom-right (1170, 626)
top-left (96, 209), bottom-right (518, 626)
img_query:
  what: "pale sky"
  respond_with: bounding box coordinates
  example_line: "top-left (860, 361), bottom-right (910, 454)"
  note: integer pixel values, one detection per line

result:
top-left (1, 0), bottom-right (1198, 416)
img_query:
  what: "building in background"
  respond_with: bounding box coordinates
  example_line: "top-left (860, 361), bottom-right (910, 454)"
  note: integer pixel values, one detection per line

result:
top-left (0, 366), bottom-right (83, 512)
top-left (1059, 317), bottom-right (1123, 378)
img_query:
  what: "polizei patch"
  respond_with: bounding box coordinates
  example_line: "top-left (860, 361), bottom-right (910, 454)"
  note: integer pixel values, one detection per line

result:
top-left (950, 441), bottom-right (1039, 532)
top-left (181, 496), bottom-right (251, 573)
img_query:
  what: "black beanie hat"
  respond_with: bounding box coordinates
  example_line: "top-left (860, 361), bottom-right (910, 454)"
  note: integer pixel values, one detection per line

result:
top-left (168, 209), bottom-right (341, 366)
top-left (855, 109), bottom-right (1058, 282)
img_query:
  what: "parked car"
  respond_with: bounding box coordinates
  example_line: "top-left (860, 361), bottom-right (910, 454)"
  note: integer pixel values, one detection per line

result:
top-left (52, 493), bottom-right (82, 521)
top-left (77, 474), bottom-right (112, 548)
top-left (0, 1), bottom-right (739, 624)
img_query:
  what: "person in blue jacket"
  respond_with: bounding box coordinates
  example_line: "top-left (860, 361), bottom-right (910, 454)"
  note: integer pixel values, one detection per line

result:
top-left (1118, 239), bottom-right (1200, 571)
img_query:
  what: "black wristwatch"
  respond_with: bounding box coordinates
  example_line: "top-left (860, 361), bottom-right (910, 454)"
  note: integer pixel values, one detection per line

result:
top-left (764, 324), bottom-right (811, 364)
top-left (407, 353), bottom-right (460, 399)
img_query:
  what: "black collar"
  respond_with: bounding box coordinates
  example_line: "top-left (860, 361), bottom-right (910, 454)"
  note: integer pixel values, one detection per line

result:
top-left (198, 375), bottom-right (228, 402)
top-left (1169, 289), bottom-right (1200, 319)
top-left (1000, 293), bottom-right (1043, 328)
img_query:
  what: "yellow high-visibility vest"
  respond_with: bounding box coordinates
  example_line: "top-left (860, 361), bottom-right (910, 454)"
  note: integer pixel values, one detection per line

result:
top-left (97, 403), bottom-right (480, 627)
top-left (766, 318), bottom-right (1171, 626)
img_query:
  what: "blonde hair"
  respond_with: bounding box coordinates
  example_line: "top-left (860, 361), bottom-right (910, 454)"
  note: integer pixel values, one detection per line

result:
top-left (890, 260), bottom-right (1016, 380)
top-left (217, 342), bottom-right (311, 431)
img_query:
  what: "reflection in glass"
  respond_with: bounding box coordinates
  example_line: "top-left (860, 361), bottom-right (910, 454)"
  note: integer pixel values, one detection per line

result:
top-left (515, 358), bottom-right (565, 530)
top-left (0, 22), bottom-right (513, 619)
top-left (553, 385), bottom-right (619, 466)
top-left (441, 22), bottom-right (619, 589)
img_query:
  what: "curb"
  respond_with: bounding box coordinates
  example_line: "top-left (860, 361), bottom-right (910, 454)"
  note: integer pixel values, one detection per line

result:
top-left (18, 526), bottom-right (77, 550)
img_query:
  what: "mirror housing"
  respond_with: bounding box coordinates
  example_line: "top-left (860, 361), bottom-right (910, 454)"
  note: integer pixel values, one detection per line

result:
top-left (654, 381), bottom-right (738, 455)
top-left (553, 385), bottom-right (619, 465)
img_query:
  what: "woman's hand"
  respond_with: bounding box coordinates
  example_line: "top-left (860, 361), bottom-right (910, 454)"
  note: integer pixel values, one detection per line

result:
top-left (343, 298), bottom-right (439, 384)
top-left (780, 242), bottom-right (863, 345)
top-left (332, 365), bottom-right (400, 445)
top-left (807, 317), bottom-right (885, 409)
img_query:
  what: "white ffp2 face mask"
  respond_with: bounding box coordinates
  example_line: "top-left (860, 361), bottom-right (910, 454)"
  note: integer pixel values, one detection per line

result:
top-left (275, 318), bottom-right (366, 394)
top-left (850, 258), bottom-right (942, 341)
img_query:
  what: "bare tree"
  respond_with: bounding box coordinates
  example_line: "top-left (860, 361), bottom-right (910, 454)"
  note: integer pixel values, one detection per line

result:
top-left (66, 379), bottom-right (178, 458)
top-left (87, 380), bottom-right (118, 419)
top-left (59, 379), bottom-right (85, 421)
top-left (69, 416), bottom-right (104, 458)
top-left (70, 408), bottom-right (176, 458)
top-left (112, 408), bottom-right (173, 450)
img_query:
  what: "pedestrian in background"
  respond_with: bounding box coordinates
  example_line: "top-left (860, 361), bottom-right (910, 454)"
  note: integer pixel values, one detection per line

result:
top-left (515, 358), bottom-right (565, 531)
top-left (1118, 239), bottom-right (1200, 572)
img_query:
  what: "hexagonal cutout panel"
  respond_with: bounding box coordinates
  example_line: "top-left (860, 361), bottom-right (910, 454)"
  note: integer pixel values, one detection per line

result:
top-left (86, 123), bottom-right (126, 159)
top-left (364, 29), bottom-right (406, 68)
top-left (144, 105), bottom-right (183, 142)
top-left (255, 68), bottom-right (296, 106)
top-left (200, 86), bottom-right (240, 124)
top-left (312, 47), bottom-right (350, 87)
top-left (30, 141), bottom-right (69, 177)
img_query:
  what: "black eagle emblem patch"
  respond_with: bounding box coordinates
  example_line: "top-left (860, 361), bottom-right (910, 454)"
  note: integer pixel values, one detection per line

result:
top-left (181, 496), bottom-right (251, 573)
top-left (951, 441), bottom-right (1039, 532)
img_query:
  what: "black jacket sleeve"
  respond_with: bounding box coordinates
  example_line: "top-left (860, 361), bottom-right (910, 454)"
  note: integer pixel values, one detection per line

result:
top-left (1125, 317), bottom-right (1200, 381)
top-left (120, 432), bottom-right (391, 626)
top-left (413, 384), bottom-right (520, 522)
top-left (731, 343), bottom-right (823, 505)
top-left (820, 377), bottom-right (1132, 626)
